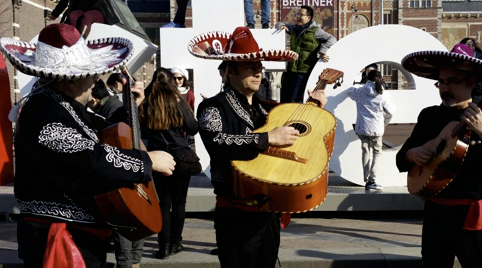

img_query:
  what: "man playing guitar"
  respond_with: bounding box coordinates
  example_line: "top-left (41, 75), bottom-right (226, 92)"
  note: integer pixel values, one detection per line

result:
top-left (397, 43), bottom-right (482, 267)
top-left (0, 23), bottom-right (175, 267)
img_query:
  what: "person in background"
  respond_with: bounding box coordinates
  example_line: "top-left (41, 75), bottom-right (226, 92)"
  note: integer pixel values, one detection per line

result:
top-left (163, 0), bottom-right (189, 28)
top-left (0, 23), bottom-right (175, 268)
top-left (347, 70), bottom-right (395, 190)
top-left (397, 43), bottom-right (482, 268)
top-left (88, 79), bottom-right (123, 120)
top-left (460, 38), bottom-right (482, 60)
top-left (276, 5), bottom-right (337, 103)
top-left (139, 68), bottom-right (199, 260)
top-left (106, 72), bottom-right (126, 101)
top-left (244, 0), bottom-right (271, 29)
top-left (171, 67), bottom-right (195, 110)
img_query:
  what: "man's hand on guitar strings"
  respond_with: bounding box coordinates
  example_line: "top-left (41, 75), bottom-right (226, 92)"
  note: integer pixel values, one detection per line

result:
top-left (308, 89), bottom-right (327, 108)
top-left (406, 147), bottom-right (434, 166)
top-left (131, 81), bottom-right (145, 107)
top-left (463, 102), bottom-right (482, 137)
top-left (268, 126), bottom-right (300, 146)
top-left (147, 150), bottom-right (176, 176)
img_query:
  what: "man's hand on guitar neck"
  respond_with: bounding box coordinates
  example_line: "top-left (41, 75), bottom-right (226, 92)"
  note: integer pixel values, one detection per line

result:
top-left (268, 126), bottom-right (300, 146)
top-left (147, 151), bottom-right (176, 176)
top-left (308, 89), bottom-right (327, 108)
top-left (131, 81), bottom-right (145, 107)
top-left (406, 147), bottom-right (433, 166)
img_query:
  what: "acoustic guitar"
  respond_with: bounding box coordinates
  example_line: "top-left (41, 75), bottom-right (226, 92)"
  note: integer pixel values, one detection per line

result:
top-left (407, 112), bottom-right (476, 199)
top-left (95, 69), bottom-right (162, 241)
top-left (231, 68), bottom-right (343, 213)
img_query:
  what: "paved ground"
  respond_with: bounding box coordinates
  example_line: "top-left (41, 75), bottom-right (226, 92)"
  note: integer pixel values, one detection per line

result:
top-left (0, 213), bottom-right (462, 268)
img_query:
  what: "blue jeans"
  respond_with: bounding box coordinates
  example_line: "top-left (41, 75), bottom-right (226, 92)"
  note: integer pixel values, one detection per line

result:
top-left (244, 0), bottom-right (270, 25)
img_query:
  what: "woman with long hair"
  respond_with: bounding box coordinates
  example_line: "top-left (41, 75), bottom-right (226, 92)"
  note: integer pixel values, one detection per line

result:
top-left (347, 70), bottom-right (395, 190)
top-left (139, 68), bottom-right (198, 259)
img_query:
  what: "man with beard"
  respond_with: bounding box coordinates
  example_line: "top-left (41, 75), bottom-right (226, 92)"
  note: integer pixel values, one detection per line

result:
top-left (396, 43), bottom-right (482, 267)
top-left (276, 5), bottom-right (336, 103)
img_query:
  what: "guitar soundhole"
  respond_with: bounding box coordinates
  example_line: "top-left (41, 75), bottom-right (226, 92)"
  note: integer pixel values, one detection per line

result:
top-left (437, 139), bottom-right (447, 155)
top-left (306, 194), bottom-right (312, 200)
top-left (287, 121), bottom-right (311, 136)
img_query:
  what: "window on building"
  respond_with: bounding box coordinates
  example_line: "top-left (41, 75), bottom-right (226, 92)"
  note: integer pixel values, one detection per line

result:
top-left (383, 64), bottom-right (392, 76)
top-left (409, 0), bottom-right (432, 8)
top-left (383, 12), bottom-right (392, 24)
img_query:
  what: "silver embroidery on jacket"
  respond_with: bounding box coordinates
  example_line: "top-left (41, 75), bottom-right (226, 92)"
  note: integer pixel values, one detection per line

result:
top-left (199, 107), bottom-right (223, 132)
top-left (213, 133), bottom-right (259, 145)
top-left (39, 122), bottom-right (95, 152)
top-left (225, 90), bottom-right (254, 128)
top-left (103, 144), bottom-right (144, 172)
top-left (43, 88), bottom-right (99, 142)
top-left (17, 199), bottom-right (95, 222)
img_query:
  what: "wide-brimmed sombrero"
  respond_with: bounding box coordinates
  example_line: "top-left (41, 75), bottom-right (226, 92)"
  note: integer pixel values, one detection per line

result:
top-left (0, 23), bottom-right (133, 80)
top-left (402, 44), bottom-right (482, 80)
top-left (188, 26), bottom-right (298, 62)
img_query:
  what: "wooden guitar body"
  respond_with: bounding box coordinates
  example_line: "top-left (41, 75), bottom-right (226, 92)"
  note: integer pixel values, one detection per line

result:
top-left (407, 121), bottom-right (469, 199)
top-left (232, 103), bottom-right (336, 213)
top-left (96, 122), bottom-right (162, 241)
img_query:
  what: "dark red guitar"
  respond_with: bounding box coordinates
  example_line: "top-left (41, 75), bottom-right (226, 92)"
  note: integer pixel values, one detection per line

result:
top-left (95, 69), bottom-right (162, 241)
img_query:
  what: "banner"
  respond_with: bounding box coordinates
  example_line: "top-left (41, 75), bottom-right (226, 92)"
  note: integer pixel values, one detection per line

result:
top-left (280, 0), bottom-right (335, 35)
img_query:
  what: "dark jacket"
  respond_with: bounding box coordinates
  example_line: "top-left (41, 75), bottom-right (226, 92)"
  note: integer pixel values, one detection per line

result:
top-left (141, 100), bottom-right (198, 152)
top-left (396, 105), bottom-right (482, 199)
top-left (14, 86), bottom-right (152, 226)
top-left (197, 86), bottom-right (270, 197)
top-left (51, 0), bottom-right (98, 23)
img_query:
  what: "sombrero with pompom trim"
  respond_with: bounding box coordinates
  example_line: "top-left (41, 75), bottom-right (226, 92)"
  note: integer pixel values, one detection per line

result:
top-left (402, 43), bottom-right (482, 81)
top-left (188, 26), bottom-right (298, 62)
top-left (0, 23), bottom-right (133, 80)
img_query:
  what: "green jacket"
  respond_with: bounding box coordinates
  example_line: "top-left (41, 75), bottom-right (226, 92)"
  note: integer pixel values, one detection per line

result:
top-left (277, 21), bottom-right (337, 74)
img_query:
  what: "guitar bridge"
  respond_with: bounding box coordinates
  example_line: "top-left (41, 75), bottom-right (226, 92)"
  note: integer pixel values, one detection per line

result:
top-left (262, 147), bottom-right (308, 163)
top-left (135, 184), bottom-right (151, 204)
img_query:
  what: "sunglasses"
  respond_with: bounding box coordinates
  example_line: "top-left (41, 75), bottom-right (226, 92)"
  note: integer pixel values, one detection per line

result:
top-left (174, 77), bottom-right (184, 81)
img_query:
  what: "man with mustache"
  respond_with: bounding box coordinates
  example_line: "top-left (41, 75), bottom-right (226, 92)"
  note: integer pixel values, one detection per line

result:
top-left (276, 5), bottom-right (336, 103)
top-left (396, 43), bottom-right (482, 267)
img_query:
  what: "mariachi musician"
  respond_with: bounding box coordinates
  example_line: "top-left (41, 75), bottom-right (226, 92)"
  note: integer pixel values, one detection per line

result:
top-left (192, 26), bottom-right (327, 268)
top-left (396, 43), bottom-right (482, 267)
top-left (0, 23), bottom-right (175, 267)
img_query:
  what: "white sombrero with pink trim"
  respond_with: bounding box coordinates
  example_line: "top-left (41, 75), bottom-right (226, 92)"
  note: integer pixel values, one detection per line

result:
top-left (0, 23), bottom-right (133, 80)
top-left (188, 26), bottom-right (298, 62)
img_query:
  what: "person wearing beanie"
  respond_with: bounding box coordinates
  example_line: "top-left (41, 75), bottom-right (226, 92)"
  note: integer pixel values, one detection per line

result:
top-left (171, 67), bottom-right (195, 110)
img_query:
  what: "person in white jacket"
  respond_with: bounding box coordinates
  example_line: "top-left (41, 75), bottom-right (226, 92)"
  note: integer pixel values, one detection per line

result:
top-left (347, 69), bottom-right (395, 190)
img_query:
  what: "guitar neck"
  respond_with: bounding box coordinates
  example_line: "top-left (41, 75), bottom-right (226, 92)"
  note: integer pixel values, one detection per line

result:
top-left (122, 71), bottom-right (141, 150)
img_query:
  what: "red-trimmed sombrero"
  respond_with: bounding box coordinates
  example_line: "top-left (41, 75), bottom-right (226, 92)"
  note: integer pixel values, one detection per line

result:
top-left (402, 44), bottom-right (482, 81)
top-left (0, 23), bottom-right (133, 80)
top-left (188, 26), bottom-right (298, 62)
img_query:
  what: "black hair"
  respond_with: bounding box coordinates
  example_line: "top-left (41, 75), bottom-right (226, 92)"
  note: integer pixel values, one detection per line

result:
top-left (106, 73), bottom-right (123, 87)
top-left (301, 5), bottom-right (314, 18)
top-left (367, 70), bottom-right (384, 95)
top-left (91, 80), bottom-right (110, 100)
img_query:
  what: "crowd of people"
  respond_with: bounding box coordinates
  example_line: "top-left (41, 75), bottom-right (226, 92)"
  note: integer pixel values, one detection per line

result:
top-left (2, 2), bottom-right (482, 268)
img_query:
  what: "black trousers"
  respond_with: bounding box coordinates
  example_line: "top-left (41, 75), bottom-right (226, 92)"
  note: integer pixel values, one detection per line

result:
top-left (154, 169), bottom-right (191, 246)
top-left (422, 202), bottom-right (482, 268)
top-left (17, 217), bottom-right (107, 268)
top-left (280, 71), bottom-right (310, 103)
top-left (214, 207), bottom-right (280, 268)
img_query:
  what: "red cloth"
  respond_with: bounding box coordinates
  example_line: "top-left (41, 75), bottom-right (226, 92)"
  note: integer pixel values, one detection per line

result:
top-left (280, 213), bottom-right (291, 230)
top-left (43, 223), bottom-right (86, 268)
top-left (429, 198), bottom-right (482, 230)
